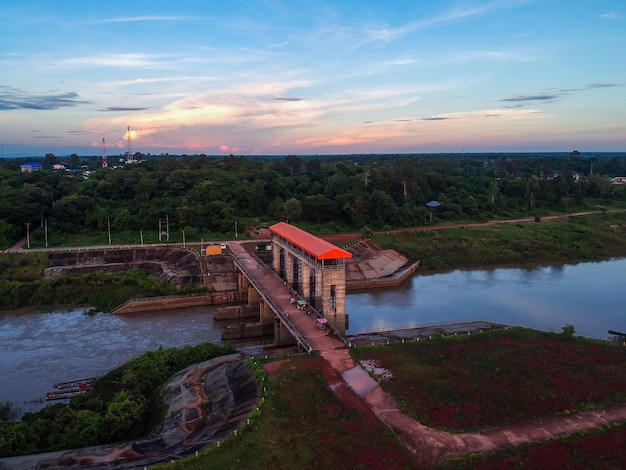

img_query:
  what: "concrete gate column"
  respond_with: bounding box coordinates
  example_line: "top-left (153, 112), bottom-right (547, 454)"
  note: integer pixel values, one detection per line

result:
top-left (314, 268), bottom-right (323, 311)
top-left (260, 299), bottom-right (273, 325)
top-left (272, 244), bottom-right (281, 273)
top-left (248, 286), bottom-right (260, 307)
top-left (301, 262), bottom-right (311, 299)
top-left (285, 252), bottom-right (294, 286)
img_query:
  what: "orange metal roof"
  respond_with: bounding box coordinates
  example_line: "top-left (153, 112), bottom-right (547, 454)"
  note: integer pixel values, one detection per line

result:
top-left (269, 222), bottom-right (352, 260)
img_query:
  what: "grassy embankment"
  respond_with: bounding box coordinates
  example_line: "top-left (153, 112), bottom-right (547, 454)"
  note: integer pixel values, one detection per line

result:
top-left (373, 211), bottom-right (626, 271)
top-left (153, 328), bottom-right (626, 469)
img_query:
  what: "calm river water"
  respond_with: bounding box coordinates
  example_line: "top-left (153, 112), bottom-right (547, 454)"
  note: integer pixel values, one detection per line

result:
top-left (1, 258), bottom-right (625, 417)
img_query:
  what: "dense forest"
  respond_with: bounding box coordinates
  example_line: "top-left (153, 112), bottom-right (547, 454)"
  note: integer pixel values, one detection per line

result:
top-left (1, 152), bottom-right (626, 249)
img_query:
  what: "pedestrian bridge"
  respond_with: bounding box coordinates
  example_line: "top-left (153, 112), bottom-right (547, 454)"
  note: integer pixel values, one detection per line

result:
top-left (229, 223), bottom-right (352, 351)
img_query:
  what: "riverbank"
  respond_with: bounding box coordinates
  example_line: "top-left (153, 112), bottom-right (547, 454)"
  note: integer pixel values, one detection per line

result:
top-left (374, 210), bottom-right (626, 271)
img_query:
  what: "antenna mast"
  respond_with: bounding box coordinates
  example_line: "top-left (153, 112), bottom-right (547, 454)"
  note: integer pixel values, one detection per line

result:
top-left (102, 138), bottom-right (108, 168)
top-left (126, 126), bottom-right (133, 163)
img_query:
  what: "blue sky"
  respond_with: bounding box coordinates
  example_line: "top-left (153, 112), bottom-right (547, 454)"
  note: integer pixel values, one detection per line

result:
top-left (0, 0), bottom-right (624, 157)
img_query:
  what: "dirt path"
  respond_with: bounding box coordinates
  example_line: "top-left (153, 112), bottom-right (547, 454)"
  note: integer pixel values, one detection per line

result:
top-left (314, 338), bottom-right (626, 465)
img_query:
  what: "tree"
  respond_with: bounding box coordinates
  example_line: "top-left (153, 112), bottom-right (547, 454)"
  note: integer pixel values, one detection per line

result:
top-left (70, 154), bottom-right (80, 169)
top-left (526, 175), bottom-right (540, 208)
top-left (302, 194), bottom-right (338, 223)
top-left (284, 155), bottom-right (301, 176)
top-left (367, 189), bottom-right (398, 227)
top-left (394, 157), bottom-right (416, 203)
top-left (281, 198), bottom-right (302, 222)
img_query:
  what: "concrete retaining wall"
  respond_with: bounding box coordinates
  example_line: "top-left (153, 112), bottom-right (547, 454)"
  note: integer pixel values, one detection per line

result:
top-left (346, 261), bottom-right (420, 290)
top-left (214, 305), bottom-right (259, 320)
top-left (113, 291), bottom-right (246, 314)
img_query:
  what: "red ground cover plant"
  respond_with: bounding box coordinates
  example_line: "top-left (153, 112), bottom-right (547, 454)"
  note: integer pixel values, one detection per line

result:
top-left (351, 328), bottom-right (626, 432)
top-left (260, 357), bottom-right (419, 469)
top-left (445, 424), bottom-right (626, 469)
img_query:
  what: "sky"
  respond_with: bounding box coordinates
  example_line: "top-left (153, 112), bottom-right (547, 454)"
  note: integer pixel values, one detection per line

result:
top-left (0, 0), bottom-right (624, 157)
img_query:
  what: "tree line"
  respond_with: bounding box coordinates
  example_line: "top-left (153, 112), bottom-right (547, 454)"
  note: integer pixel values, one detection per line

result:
top-left (1, 152), bottom-right (625, 249)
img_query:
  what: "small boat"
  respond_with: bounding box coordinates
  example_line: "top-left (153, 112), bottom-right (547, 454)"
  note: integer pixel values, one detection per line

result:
top-left (54, 377), bottom-right (98, 390)
top-left (46, 390), bottom-right (88, 401)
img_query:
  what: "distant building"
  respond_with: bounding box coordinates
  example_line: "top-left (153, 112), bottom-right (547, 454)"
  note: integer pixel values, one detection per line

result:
top-left (20, 162), bottom-right (42, 172)
top-left (52, 163), bottom-right (66, 171)
top-left (426, 200), bottom-right (441, 208)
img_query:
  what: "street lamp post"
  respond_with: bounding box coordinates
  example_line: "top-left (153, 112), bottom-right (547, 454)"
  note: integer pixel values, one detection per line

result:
top-left (25, 223), bottom-right (31, 249)
top-left (235, 220), bottom-right (238, 239)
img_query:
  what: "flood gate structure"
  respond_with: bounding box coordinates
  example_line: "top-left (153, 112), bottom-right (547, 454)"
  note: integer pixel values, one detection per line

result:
top-left (269, 222), bottom-right (352, 334)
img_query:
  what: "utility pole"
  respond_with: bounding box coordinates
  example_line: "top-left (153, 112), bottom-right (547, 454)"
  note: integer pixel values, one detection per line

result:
top-left (25, 223), bottom-right (31, 249)
top-left (102, 138), bottom-right (108, 168)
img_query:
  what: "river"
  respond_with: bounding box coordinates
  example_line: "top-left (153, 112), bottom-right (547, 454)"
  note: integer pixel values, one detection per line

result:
top-left (1, 258), bottom-right (625, 417)
top-left (346, 257), bottom-right (626, 338)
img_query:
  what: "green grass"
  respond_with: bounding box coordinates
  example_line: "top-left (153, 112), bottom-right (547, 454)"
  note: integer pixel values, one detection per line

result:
top-left (157, 356), bottom-right (418, 470)
top-left (375, 211), bottom-right (626, 270)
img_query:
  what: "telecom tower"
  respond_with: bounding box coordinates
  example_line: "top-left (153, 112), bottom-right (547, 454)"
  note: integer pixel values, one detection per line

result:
top-left (102, 138), bottom-right (108, 168)
top-left (126, 125), bottom-right (134, 163)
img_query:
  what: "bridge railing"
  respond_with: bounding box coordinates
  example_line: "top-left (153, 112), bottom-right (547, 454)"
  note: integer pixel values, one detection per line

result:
top-left (233, 255), bottom-right (312, 354)
top-left (248, 252), bottom-right (351, 348)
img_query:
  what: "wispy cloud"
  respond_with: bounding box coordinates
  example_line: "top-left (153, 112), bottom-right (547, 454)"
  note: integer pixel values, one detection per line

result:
top-left (99, 107), bottom-right (151, 112)
top-left (600, 12), bottom-right (621, 20)
top-left (59, 53), bottom-right (180, 69)
top-left (98, 16), bottom-right (196, 24)
top-left (358, 0), bottom-right (533, 46)
top-left (586, 83), bottom-right (620, 89)
top-left (0, 86), bottom-right (89, 110)
top-left (502, 94), bottom-right (559, 102)
top-left (502, 83), bottom-right (621, 106)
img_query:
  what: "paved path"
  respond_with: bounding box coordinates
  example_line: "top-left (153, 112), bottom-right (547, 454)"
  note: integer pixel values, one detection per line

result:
top-left (231, 243), bottom-right (626, 465)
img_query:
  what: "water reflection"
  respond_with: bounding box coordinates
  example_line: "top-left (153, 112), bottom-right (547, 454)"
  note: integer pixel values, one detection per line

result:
top-left (346, 258), bottom-right (626, 338)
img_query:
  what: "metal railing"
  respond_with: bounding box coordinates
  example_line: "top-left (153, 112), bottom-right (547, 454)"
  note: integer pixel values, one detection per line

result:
top-left (233, 255), bottom-right (312, 353)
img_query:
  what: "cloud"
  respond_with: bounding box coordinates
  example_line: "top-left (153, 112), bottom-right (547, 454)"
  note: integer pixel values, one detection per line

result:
top-left (0, 86), bottom-right (89, 110)
top-left (503, 83), bottom-right (621, 107)
top-left (59, 53), bottom-right (172, 69)
top-left (501, 94), bottom-right (559, 102)
top-left (421, 117), bottom-right (454, 121)
top-left (219, 144), bottom-right (239, 153)
top-left (98, 16), bottom-right (196, 24)
top-left (586, 83), bottom-right (620, 89)
top-left (386, 117), bottom-right (454, 123)
top-left (99, 107), bottom-right (151, 112)
top-left (273, 97), bottom-right (303, 102)
top-left (356, 0), bottom-right (534, 46)
top-left (600, 12), bottom-right (621, 20)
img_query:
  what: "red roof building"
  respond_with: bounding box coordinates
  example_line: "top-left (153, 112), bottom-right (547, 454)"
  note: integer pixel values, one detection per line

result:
top-left (269, 222), bottom-right (352, 260)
